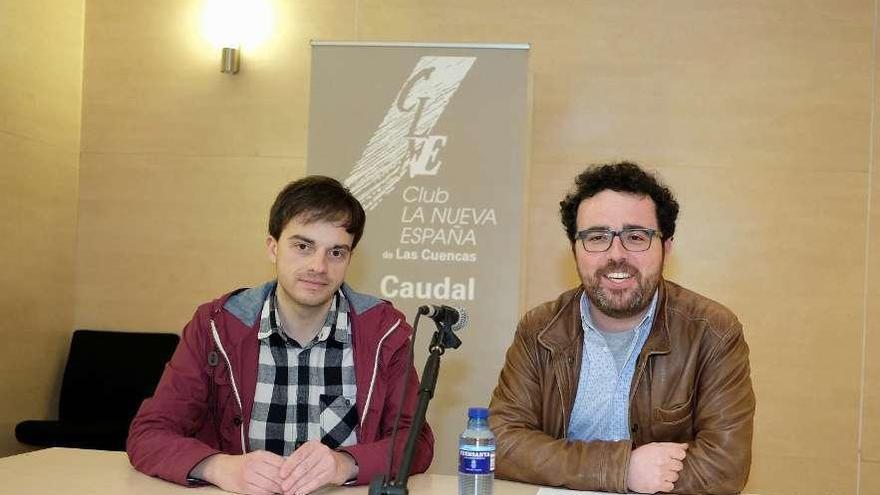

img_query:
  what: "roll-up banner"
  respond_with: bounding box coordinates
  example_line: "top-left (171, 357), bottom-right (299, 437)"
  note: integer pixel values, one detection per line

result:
top-left (308, 41), bottom-right (529, 473)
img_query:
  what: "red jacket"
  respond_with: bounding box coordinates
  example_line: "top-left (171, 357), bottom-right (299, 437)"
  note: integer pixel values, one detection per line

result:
top-left (127, 282), bottom-right (434, 486)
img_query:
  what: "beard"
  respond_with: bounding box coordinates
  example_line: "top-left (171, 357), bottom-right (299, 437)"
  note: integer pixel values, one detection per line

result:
top-left (582, 260), bottom-right (661, 319)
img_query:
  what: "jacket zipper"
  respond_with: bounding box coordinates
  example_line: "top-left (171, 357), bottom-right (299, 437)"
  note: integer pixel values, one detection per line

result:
top-left (557, 355), bottom-right (572, 438)
top-left (210, 318), bottom-right (247, 454)
top-left (361, 318), bottom-right (401, 428)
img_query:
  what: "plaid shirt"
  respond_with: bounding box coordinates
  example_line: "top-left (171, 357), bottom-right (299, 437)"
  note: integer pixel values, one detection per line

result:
top-left (248, 289), bottom-right (358, 455)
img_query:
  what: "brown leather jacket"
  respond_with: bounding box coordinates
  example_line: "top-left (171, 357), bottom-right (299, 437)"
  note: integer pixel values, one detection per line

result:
top-left (489, 280), bottom-right (755, 494)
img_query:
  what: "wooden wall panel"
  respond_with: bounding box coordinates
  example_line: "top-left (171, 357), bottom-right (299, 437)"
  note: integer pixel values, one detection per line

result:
top-left (74, 153), bottom-right (302, 331)
top-left (0, 0), bottom-right (83, 457)
top-left (861, 24), bottom-right (880, 489)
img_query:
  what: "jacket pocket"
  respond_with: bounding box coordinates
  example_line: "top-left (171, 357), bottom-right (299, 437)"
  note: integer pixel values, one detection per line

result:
top-left (655, 396), bottom-right (693, 425)
top-left (319, 394), bottom-right (357, 448)
top-left (651, 394), bottom-right (694, 442)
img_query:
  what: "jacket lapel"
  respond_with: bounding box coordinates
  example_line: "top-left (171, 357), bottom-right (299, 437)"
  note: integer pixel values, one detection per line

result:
top-left (537, 287), bottom-right (584, 437)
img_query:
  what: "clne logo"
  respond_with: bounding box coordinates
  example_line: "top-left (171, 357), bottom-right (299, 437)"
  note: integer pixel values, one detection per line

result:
top-left (345, 56), bottom-right (475, 211)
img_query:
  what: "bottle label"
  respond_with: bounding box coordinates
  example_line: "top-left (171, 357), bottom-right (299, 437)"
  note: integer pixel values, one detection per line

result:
top-left (458, 445), bottom-right (495, 475)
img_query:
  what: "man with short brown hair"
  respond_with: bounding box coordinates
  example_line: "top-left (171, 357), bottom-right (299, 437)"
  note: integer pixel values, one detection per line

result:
top-left (128, 176), bottom-right (433, 495)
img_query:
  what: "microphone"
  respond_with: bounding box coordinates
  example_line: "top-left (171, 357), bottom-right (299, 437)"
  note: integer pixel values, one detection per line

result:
top-left (418, 305), bottom-right (468, 332)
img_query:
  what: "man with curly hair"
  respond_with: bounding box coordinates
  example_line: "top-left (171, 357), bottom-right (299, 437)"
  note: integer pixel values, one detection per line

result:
top-left (489, 162), bottom-right (755, 494)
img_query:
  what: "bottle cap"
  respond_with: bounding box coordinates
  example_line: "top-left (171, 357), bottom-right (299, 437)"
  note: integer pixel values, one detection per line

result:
top-left (468, 407), bottom-right (489, 419)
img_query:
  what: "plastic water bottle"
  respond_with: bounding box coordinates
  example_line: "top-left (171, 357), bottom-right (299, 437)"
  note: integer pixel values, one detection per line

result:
top-left (458, 407), bottom-right (495, 495)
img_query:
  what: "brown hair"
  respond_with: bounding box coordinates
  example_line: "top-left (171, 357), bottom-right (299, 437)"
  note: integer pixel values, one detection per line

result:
top-left (268, 176), bottom-right (366, 249)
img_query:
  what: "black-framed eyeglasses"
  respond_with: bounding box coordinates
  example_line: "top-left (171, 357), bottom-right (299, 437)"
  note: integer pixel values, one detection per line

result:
top-left (575, 228), bottom-right (660, 252)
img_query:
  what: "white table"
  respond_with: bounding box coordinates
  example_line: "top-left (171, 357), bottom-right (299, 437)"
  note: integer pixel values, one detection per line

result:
top-left (0, 448), bottom-right (542, 495)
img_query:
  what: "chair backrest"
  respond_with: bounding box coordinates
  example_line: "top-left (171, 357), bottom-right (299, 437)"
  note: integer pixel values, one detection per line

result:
top-left (58, 329), bottom-right (179, 423)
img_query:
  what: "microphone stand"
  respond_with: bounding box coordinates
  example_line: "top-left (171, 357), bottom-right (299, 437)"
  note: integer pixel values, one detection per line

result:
top-left (369, 309), bottom-right (462, 495)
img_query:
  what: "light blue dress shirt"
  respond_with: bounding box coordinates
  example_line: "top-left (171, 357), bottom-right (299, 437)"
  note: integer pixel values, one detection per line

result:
top-left (567, 290), bottom-right (658, 441)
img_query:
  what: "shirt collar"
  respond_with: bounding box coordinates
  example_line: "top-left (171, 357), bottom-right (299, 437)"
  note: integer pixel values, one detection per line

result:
top-left (257, 288), bottom-right (351, 345)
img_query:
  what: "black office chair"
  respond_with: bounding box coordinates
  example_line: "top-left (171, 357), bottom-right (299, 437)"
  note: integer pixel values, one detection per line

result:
top-left (15, 329), bottom-right (179, 451)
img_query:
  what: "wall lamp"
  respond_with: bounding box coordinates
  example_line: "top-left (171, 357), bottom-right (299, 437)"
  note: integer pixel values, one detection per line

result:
top-left (203, 0), bottom-right (272, 75)
top-left (221, 46), bottom-right (240, 74)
